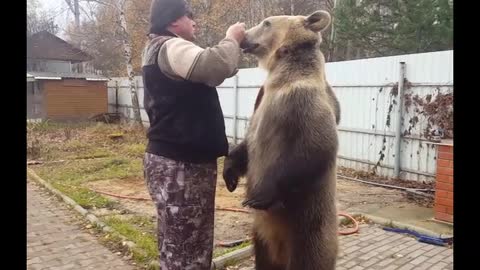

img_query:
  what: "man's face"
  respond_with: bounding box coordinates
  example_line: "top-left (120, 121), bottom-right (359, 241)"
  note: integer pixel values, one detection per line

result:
top-left (171, 14), bottom-right (197, 41)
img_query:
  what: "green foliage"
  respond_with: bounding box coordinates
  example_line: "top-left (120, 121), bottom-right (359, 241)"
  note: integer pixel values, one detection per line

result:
top-left (333, 0), bottom-right (453, 60)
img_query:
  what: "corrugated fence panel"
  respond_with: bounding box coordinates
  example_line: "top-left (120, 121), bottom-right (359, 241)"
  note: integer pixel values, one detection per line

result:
top-left (107, 51), bottom-right (453, 183)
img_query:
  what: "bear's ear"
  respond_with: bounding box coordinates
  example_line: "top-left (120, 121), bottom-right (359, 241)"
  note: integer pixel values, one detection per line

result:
top-left (305, 10), bottom-right (331, 32)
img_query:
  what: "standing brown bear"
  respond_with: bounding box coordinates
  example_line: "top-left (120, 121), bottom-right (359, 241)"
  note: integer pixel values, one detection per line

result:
top-left (223, 10), bottom-right (341, 270)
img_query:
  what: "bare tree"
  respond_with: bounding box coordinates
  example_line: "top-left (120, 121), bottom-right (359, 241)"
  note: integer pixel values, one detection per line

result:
top-left (27, 0), bottom-right (60, 36)
top-left (64, 0), bottom-right (81, 29)
top-left (84, 0), bottom-right (142, 126)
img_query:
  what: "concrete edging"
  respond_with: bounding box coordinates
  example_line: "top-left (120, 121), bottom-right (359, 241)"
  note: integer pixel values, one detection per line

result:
top-left (211, 246), bottom-right (253, 270)
top-left (342, 212), bottom-right (453, 238)
top-left (27, 168), bottom-right (136, 248)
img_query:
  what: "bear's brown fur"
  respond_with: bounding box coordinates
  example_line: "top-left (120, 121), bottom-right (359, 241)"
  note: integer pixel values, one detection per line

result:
top-left (223, 10), bottom-right (340, 270)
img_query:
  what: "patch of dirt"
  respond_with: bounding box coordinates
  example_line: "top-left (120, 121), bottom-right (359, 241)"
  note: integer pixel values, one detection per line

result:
top-left (336, 178), bottom-right (411, 212)
top-left (83, 172), bottom-right (433, 256)
top-left (215, 182), bottom-right (247, 208)
top-left (335, 177), bottom-right (434, 212)
top-left (404, 192), bottom-right (435, 208)
top-left (84, 177), bottom-right (254, 245)
top-left (337, 165), bottom-right (436, 208)
top-left (215, 184), bottom-right (253, 242)
top-left (85, 177), bottom-right (156, 217)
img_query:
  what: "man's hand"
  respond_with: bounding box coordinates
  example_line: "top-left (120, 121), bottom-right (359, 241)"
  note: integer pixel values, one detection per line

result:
top-left (226, 22), bottom-right (246, 45)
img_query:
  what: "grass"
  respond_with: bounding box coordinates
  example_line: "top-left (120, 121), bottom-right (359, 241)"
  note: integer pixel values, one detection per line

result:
top-left (129, 215), bottom-right (155, 230)
top-left (36, 157), bottom-right (141, 180)
top-left (33, 157), bottom-right (142, 210)
top-left (103, 214), bottom-right (249, 265)
top-left (340, 216), bottom-right (355, 226)
top-left (122, 143), bottom-right (146, 158)
top-left (27, 120), bottom-right (146, 161)
top-left (27, 120), bottom-right (90, 133)
top-left (104, 215), bottom-right (158, 264)
top-left (54, 183), bottom-right (116, 209)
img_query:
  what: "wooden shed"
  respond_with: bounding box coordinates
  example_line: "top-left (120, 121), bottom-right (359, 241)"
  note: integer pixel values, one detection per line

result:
top-left (27, 72), bottom-right (109, 120)
top-left (27, 31), bottom-right (109, 120)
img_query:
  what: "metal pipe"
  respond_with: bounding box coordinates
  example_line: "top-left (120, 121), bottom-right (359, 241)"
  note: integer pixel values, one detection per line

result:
top-left (394, 62), bottom-right (406, 179)
top-left (338, 127), bottom-right (395, 137)
top-left (233, 75), bottom-right (239, 144)
top-left (337, 174), bottom-right (434, 192)
top-left (223, 115), bottom-right (249, 121)
top-left (337, 127), bottom-right (437, 143)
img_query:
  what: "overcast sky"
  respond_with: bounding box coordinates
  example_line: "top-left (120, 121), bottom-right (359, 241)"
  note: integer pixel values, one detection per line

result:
top-left (35, 0), bottom-right (93, 38)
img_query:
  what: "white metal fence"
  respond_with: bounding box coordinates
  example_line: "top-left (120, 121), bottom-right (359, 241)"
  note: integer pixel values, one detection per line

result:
top-left (108, 50), bottom-right (453, 183)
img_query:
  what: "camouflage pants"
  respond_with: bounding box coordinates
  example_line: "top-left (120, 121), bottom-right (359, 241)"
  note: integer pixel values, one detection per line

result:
top-left (143, 153), bottom-right (217, 270)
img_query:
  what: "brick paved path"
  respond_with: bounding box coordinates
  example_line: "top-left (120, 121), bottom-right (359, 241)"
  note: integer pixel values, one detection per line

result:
top-left (336, 223), bottom-right (453, 270)
top-left (230, 224), bottom-right (453, 270)
top-left (27, 181), bottom-right (136, 270)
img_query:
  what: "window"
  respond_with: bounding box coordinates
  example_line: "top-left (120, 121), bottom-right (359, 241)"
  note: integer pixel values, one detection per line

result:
top-left (71, 63), bottom-right (84, 73)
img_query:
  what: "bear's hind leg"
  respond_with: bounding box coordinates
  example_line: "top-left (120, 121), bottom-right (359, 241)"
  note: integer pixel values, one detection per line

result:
top-left (287, 233), bottom-right (337, 270)
top-left (254, 233), bottom-right (286, 270)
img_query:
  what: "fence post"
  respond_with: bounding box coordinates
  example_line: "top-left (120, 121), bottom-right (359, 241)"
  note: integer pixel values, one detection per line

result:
top-left (393, 62), bottom-right (406, 179)
top-left (233, 75), bottom-right (239, 144)
top-left (115, 80), bottom-right (119, 114)
top-left (133, 78), bottom-right (139, 123)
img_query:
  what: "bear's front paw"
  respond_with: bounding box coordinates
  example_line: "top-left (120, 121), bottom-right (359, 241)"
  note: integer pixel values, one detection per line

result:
top-left (222, 159), bottom-right (239, 192)
top-left (242, 191), bottom-right (277, 210)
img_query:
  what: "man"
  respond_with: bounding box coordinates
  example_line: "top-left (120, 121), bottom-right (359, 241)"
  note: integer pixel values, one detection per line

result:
top-left (141, 0), bottom-right (245, 269)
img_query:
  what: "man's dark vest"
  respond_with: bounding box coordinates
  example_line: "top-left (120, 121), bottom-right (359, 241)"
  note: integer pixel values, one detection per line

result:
top-left (142, 36), bottom-right (228, 163)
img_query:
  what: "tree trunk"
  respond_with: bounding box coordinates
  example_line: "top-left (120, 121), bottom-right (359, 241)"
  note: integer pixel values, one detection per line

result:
top-left (327, 0), bottom-right (337, 62)
top-left (118, 0), bottom-right (142, 126)
top-left (346, 40), bottom-right (353, 60)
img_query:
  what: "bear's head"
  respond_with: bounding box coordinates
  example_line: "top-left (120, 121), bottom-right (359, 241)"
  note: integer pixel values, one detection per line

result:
top-left (241, 10), bottom-right (331, 70)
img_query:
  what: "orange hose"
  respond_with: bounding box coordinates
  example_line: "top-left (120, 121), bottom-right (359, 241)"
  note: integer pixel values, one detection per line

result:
top-left (90, 188), bottom-right (151, 201)
top-left (215, 207), bottom-right (252, 214)
top-left (337, 212), bottom-right (360, 235)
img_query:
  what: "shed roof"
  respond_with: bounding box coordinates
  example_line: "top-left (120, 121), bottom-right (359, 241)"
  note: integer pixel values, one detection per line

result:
top-left (27, 31), bottom-right (92, 62)
top-left (26, 71), bottom-right (109, 81)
